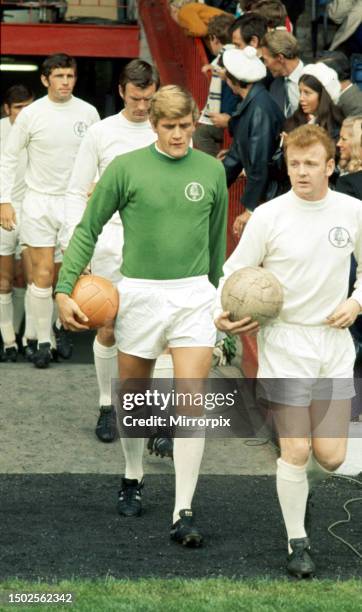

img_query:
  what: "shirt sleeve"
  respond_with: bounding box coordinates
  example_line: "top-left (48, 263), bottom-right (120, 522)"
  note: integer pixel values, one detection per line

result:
top-left (208, 163), bottom-right (228, 288)
top-left (55, 159), bottom-right (124, 295)
top-left (351, 205), bottom-right (362, 308)
top-left (0, 111), bottom-right (30, 203)
top-left (214, 207), bottom-right (267, 317)
top-left (61, 128), bottom-right (99, 249)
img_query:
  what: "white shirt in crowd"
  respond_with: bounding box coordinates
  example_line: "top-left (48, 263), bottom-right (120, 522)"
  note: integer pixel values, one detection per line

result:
top-left (0, 117), bottom-right (27, 210)
top-left (0, 95), bottom-right (99, 202)
top-left (216, 189), bottom-right (362, 325)
top-left (62, 110), bottom-right (156, 246)
top-left (285, 60), bottom-right (304, 115)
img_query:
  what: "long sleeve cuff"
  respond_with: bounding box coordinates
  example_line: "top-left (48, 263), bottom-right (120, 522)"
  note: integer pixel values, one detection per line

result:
top-left (351, 290), bottom-right (362, 310)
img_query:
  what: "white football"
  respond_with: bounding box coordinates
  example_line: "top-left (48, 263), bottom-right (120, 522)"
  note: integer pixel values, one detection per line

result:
top-left (221, 266), bottom-right (283, 326)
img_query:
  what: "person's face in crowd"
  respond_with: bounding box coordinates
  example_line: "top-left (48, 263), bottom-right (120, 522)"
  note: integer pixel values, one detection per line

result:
top-left (208, 35), bottom-right (223, 57)
top-left (261, 47), bottom-right (286, 77)
top-left (232, 28), bottom-right (247, 49)
top-left (153, 113), bottom-right (196, 158)
top-left (4, 98), bottom-right (34, 124)
top-left (299, 82), bottom-right (319, 116)
top-left (337, 126), bottom-right (353, 163)
top-left (120, 82), bottom-right (157, 123)
top-left (287, 142), bottom-right (334, 201)
top-left (232, 29), bottom-right (259, 50)
top-left (41, 67), bottom-right (77, 103)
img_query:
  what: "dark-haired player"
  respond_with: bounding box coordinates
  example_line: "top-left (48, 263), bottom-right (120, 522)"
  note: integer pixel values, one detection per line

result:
top-left (0, 53), bottom-right (99, 368)
top-left (62, 59), bottom-right (160, 442)
top-left (0, 84), bottom-right (34, 361)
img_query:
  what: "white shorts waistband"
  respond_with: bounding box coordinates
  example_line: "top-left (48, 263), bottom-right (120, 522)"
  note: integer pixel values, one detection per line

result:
top-left (268, 321), bottom-right (336, 332)
top-left (119, 275), bottom-right (209, 289)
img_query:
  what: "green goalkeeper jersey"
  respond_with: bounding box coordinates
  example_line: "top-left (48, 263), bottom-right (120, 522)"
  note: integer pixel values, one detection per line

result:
top-left (56, 144), bottom-right (228, 294)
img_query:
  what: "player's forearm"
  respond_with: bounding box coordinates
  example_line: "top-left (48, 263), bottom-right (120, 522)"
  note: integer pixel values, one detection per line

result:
top-left (214, 216), bottom-right (266, 314)
top-left (0, 154), bottom-right (20, 202)
top-left (0, 122), bottom-right (28, 202)
top-left (56, 182), bottom-right (120, 294)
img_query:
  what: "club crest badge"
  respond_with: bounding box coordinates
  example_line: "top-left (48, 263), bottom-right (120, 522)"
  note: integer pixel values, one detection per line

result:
top-left (73, 121), bottom-right (88, 137)
top-left (328, 227), bottom-right (351, 248)
top-left (185, 182), bottom-right (205, 202)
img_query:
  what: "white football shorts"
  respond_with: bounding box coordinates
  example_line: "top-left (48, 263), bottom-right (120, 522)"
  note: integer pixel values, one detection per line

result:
top-left (257, 323), bottom-right (356, 406)
top-left (115, 275), bottom-right (217, 359)
top-left (20, 190), bottom-right (65, 248)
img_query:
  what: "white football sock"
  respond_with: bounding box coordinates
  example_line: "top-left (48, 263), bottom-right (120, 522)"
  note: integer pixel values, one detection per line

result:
top-left (173, 432), bottom-right (205, 524)
top-left (93, 337), bottom-right (118, 406)
top-left (276, 457), bottom-right (309, 552)
top-left (0, 293), bottom-right (16, 347)
top-left (30, 283), bottom-right (53, 345)
top-left (121, 437), bottom-right (145, 482)
top-left (306, 453), bottom-right (333, 491)
top-left (12, 287), bottom-right (25, 334)
top-left (24, 285), bottom-right (37, 342)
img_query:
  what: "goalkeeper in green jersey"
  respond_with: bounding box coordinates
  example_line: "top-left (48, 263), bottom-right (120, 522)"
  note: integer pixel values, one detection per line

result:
top-left (56, 85), bottom-right (228, 547)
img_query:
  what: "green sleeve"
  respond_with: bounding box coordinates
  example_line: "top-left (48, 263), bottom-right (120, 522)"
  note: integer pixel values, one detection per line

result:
top-left (208, 164), bottom-right (228, 288)
top-left (56, 162), bottom-right (123, 295)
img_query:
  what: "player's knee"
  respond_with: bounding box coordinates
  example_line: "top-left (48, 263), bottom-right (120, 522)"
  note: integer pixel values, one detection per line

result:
top-left (280, 439), bottom-right (310, 466)
top-left (174, 381), bottom-right (205, 417)
top-left (97, 323), bottom-right (115, 346)
top-left (314, 451), bottom-right (346, 472)
top-left (33, 267), bottom-right (54, 287)
top-left (0, 278), bottom-right (13, 293)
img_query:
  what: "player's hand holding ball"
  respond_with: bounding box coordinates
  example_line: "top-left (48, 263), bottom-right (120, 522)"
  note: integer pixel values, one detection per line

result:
top-left (215, 266), bottom-right (284, 336)
top-left (56, 275), bottom-right (119, 331)
top-left (56, 293), bottom-right (89, 331)
top-left (215, 310), bottom-right (260, 336)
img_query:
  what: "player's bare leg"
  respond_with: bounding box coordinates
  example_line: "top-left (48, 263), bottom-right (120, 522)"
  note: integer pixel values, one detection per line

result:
top-left (116, 351), bottom-right (155, 517)
top-left (0, 253), bottom-right (17, 361)
top-left (94, 322), bottom-right (119, 442)
top-left (169, 346), bottom-right (213, 546)
top-left (28, 246), bottom-right (55, 368)
top-left (307, 398), bottom-right (351, 530)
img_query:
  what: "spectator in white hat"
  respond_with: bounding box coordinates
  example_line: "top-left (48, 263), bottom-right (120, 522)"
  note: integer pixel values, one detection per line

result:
top-left (221, 46), bottom-right (284, 236)
top-left (284, 63), bottom-right (344, 142)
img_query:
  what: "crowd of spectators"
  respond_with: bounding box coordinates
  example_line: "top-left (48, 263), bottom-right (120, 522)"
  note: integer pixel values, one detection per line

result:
top-left (168, 0), bottom-right (362, 354)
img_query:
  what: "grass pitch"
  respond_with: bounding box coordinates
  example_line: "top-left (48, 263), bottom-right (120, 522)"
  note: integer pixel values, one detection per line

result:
top-left (0, 578), bottom-right (361, 612)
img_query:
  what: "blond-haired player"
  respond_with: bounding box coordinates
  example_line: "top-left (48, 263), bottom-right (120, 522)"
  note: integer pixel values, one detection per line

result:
top-left (56, 85), bottom-right (228, 546)
top-left (215, 125), bottom-right (362, 577)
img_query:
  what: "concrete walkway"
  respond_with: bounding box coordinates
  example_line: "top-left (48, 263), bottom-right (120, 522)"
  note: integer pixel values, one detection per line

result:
top-left (0, 356), bottom-right (279, 475)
